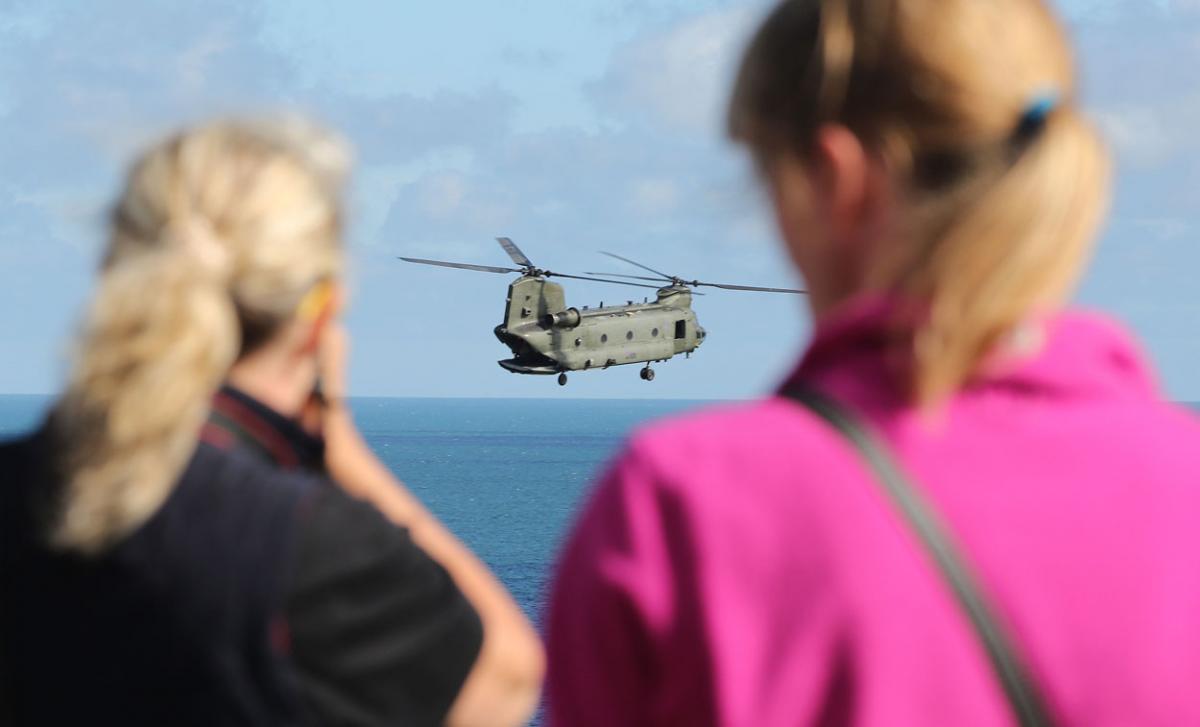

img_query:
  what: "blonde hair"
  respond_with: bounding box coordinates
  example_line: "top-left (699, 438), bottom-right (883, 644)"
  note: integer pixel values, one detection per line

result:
top-left (49, 118), bottom-right (350, 553)
top-left (729, 0), bottom-right (1112, 404)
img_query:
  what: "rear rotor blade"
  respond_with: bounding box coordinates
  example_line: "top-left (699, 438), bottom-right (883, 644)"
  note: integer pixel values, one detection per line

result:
top-left (693, 281), bottom-right (807, 294)
top-left (599, 251), bottom-right (675, 281)
top-left (547, 271), bottom-right (665, 291)
top-left (398, 257), bottom-right (522, 275)
top-left (583, 272), bottom-right (668, 283)
top-left (497, 237), bottom-right (534, 268)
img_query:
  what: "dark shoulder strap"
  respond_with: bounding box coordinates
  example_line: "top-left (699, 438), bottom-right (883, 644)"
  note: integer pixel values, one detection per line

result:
top-left (783, 387), bottom-right (1055, 727)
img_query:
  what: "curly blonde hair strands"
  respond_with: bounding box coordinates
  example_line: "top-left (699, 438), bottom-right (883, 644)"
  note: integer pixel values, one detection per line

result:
top-left (730, 0), bottom-right (1112, 405)
top-left (50, 119), bottom-right (350, 554)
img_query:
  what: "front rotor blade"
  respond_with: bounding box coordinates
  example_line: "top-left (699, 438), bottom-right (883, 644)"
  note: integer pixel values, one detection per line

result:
top-left (694, 281), bottom-right (808, 294)
top-left (547, 271), bottom-right (665, 291)
top-left (398, 257), bottom-right (522, 275)
top-left (599, 251), bottom-right (675, 281)
top-left (583, 271), bottom-right (667, 283)
top-left (496, 237), bottom-right (534, 268)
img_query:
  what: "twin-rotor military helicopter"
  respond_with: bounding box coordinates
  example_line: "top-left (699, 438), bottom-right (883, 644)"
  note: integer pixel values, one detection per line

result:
top-left (399, 237), bottom-right (805, 386)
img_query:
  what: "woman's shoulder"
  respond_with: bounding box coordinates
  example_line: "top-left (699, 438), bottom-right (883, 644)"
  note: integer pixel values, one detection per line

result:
top-left (132, 443), bottom-right (328, 597)
top-left (182, 444), bottom-right (429, 564)
top-left (631, 396), bottom-right (815, 443)
top-left (620, 396), bottom-right (843, 481)
top-left (557, 397), bottom-right (853, 631)
top-left (592, 396), bottom-right (859, 538)
top-left (176, 441), bottom-right (325, 530)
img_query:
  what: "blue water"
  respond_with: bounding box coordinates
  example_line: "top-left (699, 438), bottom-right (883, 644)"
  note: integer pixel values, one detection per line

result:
top-left (348, 397), bottom-right (708, 626)
top-left (0, 395), bottom-right (708, 627)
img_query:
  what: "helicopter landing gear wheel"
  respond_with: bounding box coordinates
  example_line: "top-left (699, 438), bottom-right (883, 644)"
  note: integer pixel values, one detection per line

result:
top-left (640, 366), bottom-right (655, 382)
top-left (558, 372), bottom-right (568, 386)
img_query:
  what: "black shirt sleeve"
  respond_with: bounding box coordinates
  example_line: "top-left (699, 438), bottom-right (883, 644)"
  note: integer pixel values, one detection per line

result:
top-left (285, 483), bottom-right (483, 727)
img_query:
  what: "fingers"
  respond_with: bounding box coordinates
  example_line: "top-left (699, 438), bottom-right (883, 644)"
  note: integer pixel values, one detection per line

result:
top-left (318, 321), bottom-right (350, 402)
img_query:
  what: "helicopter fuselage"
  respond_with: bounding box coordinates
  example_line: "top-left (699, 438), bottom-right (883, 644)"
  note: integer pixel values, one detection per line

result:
top-left (494, 276), bottom-right (706, 376)
top-left (400, 236), bottom-right (802, 384)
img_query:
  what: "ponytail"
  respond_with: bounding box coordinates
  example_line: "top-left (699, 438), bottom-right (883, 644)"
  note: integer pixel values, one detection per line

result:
top-left (50, 247), bottom-right (238, 553)
top-left (887, 108), bottom-right (1111, 404)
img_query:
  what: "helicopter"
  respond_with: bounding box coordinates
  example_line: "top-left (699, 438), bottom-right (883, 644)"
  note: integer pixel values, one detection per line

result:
top-left (399, 237), bottom-right (806, 386)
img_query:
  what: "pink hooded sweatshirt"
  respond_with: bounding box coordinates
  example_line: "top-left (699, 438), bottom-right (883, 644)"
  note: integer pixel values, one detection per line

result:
top-left (547, 299), bottom-right (1200, 726)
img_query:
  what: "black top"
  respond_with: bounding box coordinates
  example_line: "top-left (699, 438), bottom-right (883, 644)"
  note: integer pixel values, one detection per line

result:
top-left (0, 387), bottom-right (483, 726)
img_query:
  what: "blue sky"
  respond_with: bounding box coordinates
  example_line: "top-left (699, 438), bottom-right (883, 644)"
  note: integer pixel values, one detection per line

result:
top-left (0, 0), bottom-right (1197, 400)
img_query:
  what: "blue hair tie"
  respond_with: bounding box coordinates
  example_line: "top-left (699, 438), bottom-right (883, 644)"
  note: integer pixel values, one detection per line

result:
top-left (1015, 91), bottom-right (1060, 139)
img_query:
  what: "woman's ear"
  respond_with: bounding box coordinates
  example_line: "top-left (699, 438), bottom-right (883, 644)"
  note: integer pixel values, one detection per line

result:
top-left (810, 124), bottom-right (873, 247)
top-left (768, 125), bottom-right (872, 253)
top-left (297, 281), bottom-right (344, 356)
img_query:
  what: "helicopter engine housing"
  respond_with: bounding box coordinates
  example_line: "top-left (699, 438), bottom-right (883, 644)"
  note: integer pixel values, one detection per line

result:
top-left (542, 308), bottom-right (582, 329)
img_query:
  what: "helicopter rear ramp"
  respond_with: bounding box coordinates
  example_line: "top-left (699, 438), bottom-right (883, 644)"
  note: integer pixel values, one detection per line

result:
top-left (497, 359), bottom-right (559, 375)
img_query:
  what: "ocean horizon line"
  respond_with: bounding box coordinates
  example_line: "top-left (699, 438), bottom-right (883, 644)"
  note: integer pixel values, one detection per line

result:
top-left (4, 393), bottom-right (1200, 407)
top-left (0, 393), bottom-right (737, 404)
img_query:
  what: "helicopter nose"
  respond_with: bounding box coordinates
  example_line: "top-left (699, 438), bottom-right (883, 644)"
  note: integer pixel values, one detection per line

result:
top-left (697, 326), bottom-right (707, 344)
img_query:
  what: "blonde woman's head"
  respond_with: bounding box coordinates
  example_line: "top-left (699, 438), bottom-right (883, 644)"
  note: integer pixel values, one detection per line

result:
top-left (729, 0), bottom-right (1111, 404)
top-left (52, 117), bottom-right (350, 553)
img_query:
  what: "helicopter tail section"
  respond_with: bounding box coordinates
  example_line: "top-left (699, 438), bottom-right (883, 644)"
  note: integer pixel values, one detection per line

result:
top-left (495, 276), bottom-right (569, 375)
top-left (502, 276), bottom-right (566, 330)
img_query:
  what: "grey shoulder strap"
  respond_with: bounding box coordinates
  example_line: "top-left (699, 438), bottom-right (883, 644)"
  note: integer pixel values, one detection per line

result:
top-left (784, 386), bottom-right (1055, 727)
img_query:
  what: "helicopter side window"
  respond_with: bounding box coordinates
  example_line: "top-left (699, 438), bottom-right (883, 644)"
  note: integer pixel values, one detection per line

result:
top-left (601, 334), bottom-right (608, 343)
top-left (674, 320), bottom-right (686, 339)
top-left (651, 328), bottom-right (659, 338)
top-left (626, 331), bottom-right (634, 341)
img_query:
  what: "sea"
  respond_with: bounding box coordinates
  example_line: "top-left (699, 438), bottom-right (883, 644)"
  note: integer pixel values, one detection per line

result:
top-left (341, 396), bottom-right (709, 625)
top-left (0, 395), bottom-right (707, 632)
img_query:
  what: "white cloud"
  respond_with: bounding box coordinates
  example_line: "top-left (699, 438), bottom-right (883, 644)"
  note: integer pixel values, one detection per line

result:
top-left (1074, 3), bottom-right (1200, 176)
top-left (589, 5), bottom-right (762, 135)
top-left (176, 28), bottom-right (235, 96)
top-left (0, 0), bottom-right (522, 258)
top-left (418, 172), bottom-right (469, 219)
top-left (1132, 217), bottom-right (1192, 241)
top-left (399, 167), bottom-right (516, 243)
top-left (374, 4), bottom-right (781, 267)
top-left (1166, 0), bottom-right (1200, 15)
top-left (629, 178), bottom-right (681, 217)
top-left (1094, 106), bottom-right (1175, 167)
